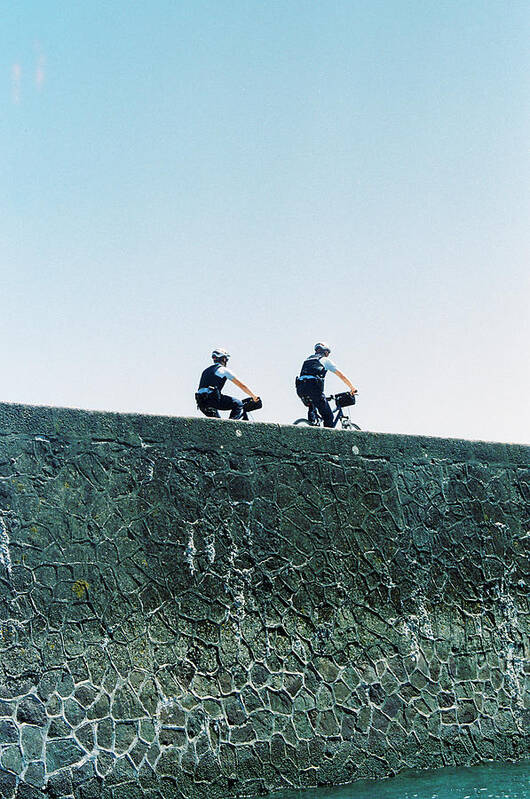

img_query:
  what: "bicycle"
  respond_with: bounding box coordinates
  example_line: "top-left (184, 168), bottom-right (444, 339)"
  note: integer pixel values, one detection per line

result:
top-left (293, 391), bottom-right (360, 430)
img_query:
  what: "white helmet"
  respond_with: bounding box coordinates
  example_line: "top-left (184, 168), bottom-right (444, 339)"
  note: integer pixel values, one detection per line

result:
top-left (315, 341), bottom-right (331, 354)
top-left (212, 348), bottom-right (230, 361)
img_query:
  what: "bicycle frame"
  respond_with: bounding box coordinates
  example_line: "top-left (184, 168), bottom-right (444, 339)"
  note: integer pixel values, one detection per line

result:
top-left (315, 395), bottom-right (346, 428)
top-left (330, 400), bottom-right (345, 428)
top-left (294, 393), bottom-right (359, 430)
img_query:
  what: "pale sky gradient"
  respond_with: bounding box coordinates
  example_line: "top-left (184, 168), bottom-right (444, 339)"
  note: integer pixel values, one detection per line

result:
top-left (2, 1), bottom-right (529, 444)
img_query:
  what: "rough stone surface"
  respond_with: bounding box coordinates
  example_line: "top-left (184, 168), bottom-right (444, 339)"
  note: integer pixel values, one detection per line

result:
top-left (0, 402), bottom-right (528, 798)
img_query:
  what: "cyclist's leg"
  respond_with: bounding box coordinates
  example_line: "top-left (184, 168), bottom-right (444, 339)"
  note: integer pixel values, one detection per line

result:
top-left (306, 400), bottom-right (318, 425)
top-left (218, 394), bottom-right (244, 420)
top-left (297, 379), bottom-right (319, 425)
top-left (199, 405), bottom-right (220, 418)
top-left (315, 393), bottom-right (333, 427)
top-left (196, 389), bottom-right (221, 418)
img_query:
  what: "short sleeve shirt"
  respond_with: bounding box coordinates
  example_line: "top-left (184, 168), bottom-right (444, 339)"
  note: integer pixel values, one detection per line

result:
top-left (320, 357), bottom-right (338, 374)
top-left (215, 365), bottom-right (238, 382)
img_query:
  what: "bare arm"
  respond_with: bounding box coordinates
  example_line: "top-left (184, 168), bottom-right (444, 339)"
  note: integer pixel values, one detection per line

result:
top-left (334, 369), bottom-right (357, 394)
top-left (231, 377), bottom-right (259, 402)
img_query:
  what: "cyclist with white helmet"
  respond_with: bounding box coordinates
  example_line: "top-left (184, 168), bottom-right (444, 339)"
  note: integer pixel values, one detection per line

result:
top-left (196, 348), bottom-right (259, 420)
top-left (296, 342), bottom-right (357, 427)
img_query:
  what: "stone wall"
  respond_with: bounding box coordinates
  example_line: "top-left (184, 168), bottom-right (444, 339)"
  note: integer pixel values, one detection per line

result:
top-left (0, 402), bottom-right (528, 799)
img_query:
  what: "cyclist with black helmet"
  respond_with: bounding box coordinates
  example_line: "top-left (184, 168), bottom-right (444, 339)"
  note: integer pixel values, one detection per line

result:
top-left (296, 342), bottom-right (357, 427)
top-left (196, 348), bottom-right (260, 420)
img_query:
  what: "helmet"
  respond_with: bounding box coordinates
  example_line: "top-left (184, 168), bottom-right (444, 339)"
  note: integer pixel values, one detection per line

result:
top-left (314, 341), bottom-right (331, 354)
top-left (212, 348), bottom-right (230, 361)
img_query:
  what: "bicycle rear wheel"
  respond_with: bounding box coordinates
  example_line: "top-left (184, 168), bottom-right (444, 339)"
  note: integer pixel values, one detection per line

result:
top-left (294, 418), bottom-right (314, 426)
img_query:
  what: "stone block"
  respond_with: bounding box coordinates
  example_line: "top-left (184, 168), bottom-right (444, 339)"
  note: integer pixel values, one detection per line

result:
top-left (46, 739), bottom-right (85, 773)
top-left (20, 726), bottom-right (43, 761)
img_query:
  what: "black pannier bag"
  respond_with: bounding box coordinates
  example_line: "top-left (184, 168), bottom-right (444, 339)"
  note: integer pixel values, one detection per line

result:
top-left (195, 387), bottom-right (220, 408)
top-left (242, 396), bottom-right (262, 412)
top-left (335, 391), bottom-right (356, 408)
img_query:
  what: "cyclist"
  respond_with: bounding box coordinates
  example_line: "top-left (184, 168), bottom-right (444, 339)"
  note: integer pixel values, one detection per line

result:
top-left (296, 342), bottom-right (357, 427)
top-left (196, 348), bottom-right (260, 420)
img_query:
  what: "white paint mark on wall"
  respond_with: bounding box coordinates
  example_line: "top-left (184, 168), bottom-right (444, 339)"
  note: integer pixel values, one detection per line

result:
top-left (145, 459), bottom-right (155, 482)
top-left (0, 514), bottom-right (12, 576)
top-left (185, 529), bottom-right (196, 574)
top-left (401, 617), bottom-right (420, 663)
top-left (243, 522), bottom-right (254, 550)
top-left (416, 597), bottom-right (434, 639)
top-left (228, 542), bottom-right (238, 568)
top-left (498, 591), bottom-right (525, 715)
top-left (205, 534), bottom-right (216, 564)
top-left (233, 590), bottom-right (246, 622)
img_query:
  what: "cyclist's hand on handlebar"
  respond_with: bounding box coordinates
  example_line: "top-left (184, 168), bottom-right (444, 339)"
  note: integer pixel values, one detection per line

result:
top-left (351, 388), bottom-right (358, 395)
top-left (251, 394), bottom-right (260, 403)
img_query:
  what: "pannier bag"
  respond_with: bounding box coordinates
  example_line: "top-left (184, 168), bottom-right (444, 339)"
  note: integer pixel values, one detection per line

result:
top-left (335, 391), bottom-right (356, 408)
top-left (242, 397), bottom-right (263, 412)
top-left (195, 387), bottom-right (220, 408)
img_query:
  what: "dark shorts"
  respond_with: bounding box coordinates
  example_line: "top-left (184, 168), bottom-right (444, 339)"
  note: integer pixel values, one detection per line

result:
top-left (296, 377), bottom-right (333, 427)
top-left (196, 389), bottom-right (244, 420)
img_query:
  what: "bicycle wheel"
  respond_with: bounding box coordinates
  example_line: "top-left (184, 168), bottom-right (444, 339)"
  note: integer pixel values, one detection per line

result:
top-left (341, 419), bottom-right (361, 431)
top-left (294, 418), bottom-right (313, 426)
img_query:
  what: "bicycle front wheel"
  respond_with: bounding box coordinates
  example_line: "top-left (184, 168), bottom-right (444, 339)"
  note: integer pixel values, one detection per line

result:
top-left (294, 418), bottom-right (313, 426)
top-left (341, 419), bottom-right (361, 430)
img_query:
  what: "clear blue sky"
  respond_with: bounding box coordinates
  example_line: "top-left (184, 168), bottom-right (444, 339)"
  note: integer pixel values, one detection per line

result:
top-left (2, 1), bottom-right (529, 443)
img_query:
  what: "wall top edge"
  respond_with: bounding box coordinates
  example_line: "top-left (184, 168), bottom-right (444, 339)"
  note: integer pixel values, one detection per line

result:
top-left (0, 401), bottom-right (528, 464)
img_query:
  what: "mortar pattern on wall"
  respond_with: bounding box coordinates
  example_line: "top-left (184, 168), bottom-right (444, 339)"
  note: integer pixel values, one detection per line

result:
top-left (0, 405), bottom-right (528, 799)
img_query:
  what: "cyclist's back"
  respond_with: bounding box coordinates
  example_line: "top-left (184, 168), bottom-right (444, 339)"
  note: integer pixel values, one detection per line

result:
top-left (198, 363), bottom-right (228, 393)
top-left (300, 353), bottom-right (328, 381)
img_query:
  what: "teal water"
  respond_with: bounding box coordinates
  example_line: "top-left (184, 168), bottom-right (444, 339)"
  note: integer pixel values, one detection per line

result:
top-left (262, 761), bottom-right (530, 799)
